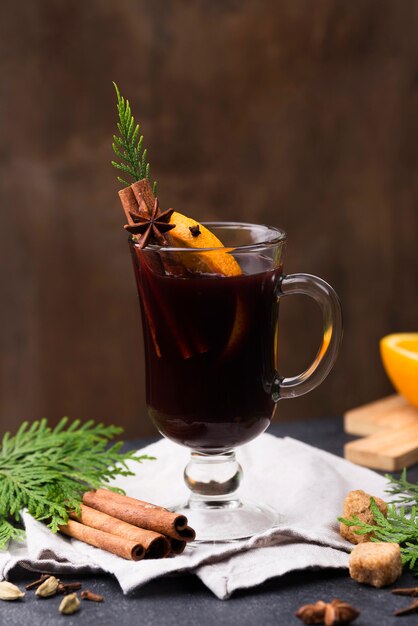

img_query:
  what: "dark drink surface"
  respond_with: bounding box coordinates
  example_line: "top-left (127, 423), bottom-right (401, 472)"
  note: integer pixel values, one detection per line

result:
top-left (131, 247), bottom-right (281, 451)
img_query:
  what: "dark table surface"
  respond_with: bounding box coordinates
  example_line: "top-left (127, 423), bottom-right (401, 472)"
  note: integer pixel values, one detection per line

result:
top-left (3, 417), bottom-right (418, 626)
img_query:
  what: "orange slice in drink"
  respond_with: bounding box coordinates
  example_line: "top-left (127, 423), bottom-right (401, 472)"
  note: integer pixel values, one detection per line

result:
top-left (122, 180), bottom-right (241, 277)
top-left (166, 212), bottom-right (247, 355)
top-left (120, 181), bottom-right (245, 357)
top-left (166, 212), bottom-right (242, 277)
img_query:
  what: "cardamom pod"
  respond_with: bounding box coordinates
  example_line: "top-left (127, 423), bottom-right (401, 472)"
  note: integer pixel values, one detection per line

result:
top-left (59, 592), bottom-right (80, 615)
top-left (35, 575), bottom-right (60, 598)
top-left (0, 580), bottom-right (25, 600)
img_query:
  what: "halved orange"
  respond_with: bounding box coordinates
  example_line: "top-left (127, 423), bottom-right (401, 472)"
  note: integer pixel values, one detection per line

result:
top-left (380, 333), bottom-right (418, 408)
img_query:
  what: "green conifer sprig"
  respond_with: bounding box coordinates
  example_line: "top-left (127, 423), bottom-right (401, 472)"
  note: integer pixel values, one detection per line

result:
top-left (339, 498), bottom-right (418, 574)
top-left (0, 417), bottom-right (153, 549)
top-left (111, 82), bottom-right (157, 194)
top-left (384, 468), bottom-right (418, 506)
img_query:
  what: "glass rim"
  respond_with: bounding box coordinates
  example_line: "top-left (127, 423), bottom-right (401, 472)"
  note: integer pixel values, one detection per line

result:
top-left (129, 221), bottom-right (287, 252)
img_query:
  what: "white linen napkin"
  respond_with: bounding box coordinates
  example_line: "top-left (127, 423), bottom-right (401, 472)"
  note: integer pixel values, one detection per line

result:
top-left (0, 433), bottom-right (387, 599)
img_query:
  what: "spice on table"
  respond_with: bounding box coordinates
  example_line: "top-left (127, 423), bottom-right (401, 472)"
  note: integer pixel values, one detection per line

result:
top-left (59, 592), bottom-right (81, 615)
top-left (57, 581), bottom-right (82, 594)
top-left (349, 542), bottom-right (402, 588)
top-left (324, 600), bottom-right (359, 625)
top-left (0, 580), bottom-right (25, 600)
top-left (295, 600), bottom-right (326, 623)
top-left (59, 492), bottom-right (196, 561)
top-left (60, 518), bottom-right (146, 561)
top-left (25, 574), bottom-right (49, 590)
top-left (339, 490), bottom-right (388, 544)
top-left (69, 503), bottom-right (170, 559)
top-left (394, 600), bottom-right (418, 616)
top-left (392, 587), bottom-right (418, 597)
top-left (82, 489), bottom-right (196, 542)
top-left (169, 537), bottom-right (187, 556)
top-left (81, 590), bottom-right (104, 602)
top-left (295, 599), bottom-right (359, 625)
top-left (35, 575), bottom-right (60, 598)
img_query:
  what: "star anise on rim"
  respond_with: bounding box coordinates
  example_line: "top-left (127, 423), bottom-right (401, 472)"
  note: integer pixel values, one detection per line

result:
top-left (124, 197), bottom-right (175, 249)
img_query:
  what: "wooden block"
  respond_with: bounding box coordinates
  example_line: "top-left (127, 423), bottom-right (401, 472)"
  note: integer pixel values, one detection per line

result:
top-left (345, 423), bottom-right (418, 471)
top-left (344, 395), bottom-right (418, 436)
top-left (344, 395), bottom-right (418, 470)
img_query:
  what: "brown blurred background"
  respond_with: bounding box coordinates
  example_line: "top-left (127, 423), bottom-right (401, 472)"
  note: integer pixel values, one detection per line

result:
top-left (1, 0), bottom-right (417, 438)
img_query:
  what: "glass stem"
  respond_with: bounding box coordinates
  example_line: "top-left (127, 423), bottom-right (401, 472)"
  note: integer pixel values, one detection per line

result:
top-left (184, 450), bottom-right (243, 510)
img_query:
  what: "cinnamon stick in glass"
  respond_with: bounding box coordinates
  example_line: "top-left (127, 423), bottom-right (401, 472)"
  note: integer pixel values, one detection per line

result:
top-left (121, 181), bottom-right (195, 358)
top-left (129, 179), bottom-right (156, 214)
top-left (118, 186), bottom-right (139, 224)
top-left (70, 504), bottom-right (170, 559)
top-left (59, 519), bottom-right (145, 561)
top-left (82, 489), bottom-right (196, 542)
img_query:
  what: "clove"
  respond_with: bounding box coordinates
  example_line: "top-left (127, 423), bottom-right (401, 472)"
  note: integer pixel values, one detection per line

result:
top-left (392, 587), bottom-right (418, 597)
top-left (81, 589), bottom-right (104, 602)
top-left (57, 581), bottom-right (82, 594)
top-left (25, 574), bottom-right (49, 590)
top-left (394, 600), bottom-right (418, 617)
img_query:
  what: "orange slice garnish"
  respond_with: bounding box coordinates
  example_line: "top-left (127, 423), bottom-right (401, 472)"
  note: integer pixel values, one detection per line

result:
top-left (121, 181), bottom-right (241, 277)
top-left (166, 212), bottom-right (246, 354)
top-left (166, 212), bottom-right (242, 277)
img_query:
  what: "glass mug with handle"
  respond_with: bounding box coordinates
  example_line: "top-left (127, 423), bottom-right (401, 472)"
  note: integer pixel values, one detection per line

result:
top-left (130, 222), bottom-right (343, 541)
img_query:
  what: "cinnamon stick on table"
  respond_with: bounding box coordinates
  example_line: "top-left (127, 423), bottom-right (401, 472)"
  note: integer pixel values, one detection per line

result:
top-left (169, 538), bottom-right (187, 556)
top-left (82, 489), bottom-right (196, 542)
top-left (70, 504), bottom-right (170, 559)
top-left (59, 519), bottom-right (145, 561)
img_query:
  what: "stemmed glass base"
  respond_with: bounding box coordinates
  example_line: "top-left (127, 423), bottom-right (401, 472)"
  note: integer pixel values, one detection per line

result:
top-left (174, 450), bottom-right (278, 542)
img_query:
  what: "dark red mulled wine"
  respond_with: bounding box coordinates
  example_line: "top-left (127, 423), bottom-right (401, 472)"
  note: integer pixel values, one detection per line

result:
top-left (130, 245), bottom-right (281, 451)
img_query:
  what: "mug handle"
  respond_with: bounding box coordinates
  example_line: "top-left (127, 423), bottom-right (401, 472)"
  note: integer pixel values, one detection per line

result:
top-left (273, 273), bottom-right (343, 401)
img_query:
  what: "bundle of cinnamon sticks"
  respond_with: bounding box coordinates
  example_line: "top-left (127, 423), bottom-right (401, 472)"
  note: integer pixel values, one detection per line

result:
top-left (59, 489), bottom-right (195, 561)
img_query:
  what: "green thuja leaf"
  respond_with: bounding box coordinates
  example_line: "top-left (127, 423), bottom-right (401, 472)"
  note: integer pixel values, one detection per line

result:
top-left (0, 418), bottom-right (154, 549)
top-left (111, 82), bottom-right (158, 191)
top-left (338, 490), bottom-right (418, 576)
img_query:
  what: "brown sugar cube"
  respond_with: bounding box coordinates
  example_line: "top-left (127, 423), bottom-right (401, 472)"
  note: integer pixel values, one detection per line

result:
top-left (340, 490), bottom-right (388, 544)
top-left (349, 542), bottom-right (402, 588)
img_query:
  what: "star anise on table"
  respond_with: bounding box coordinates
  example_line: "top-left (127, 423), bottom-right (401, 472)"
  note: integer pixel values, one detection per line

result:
top-left (296, 599), bottom-right (359, 625)
top-left (124, 197), bottom-right (175, 249)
